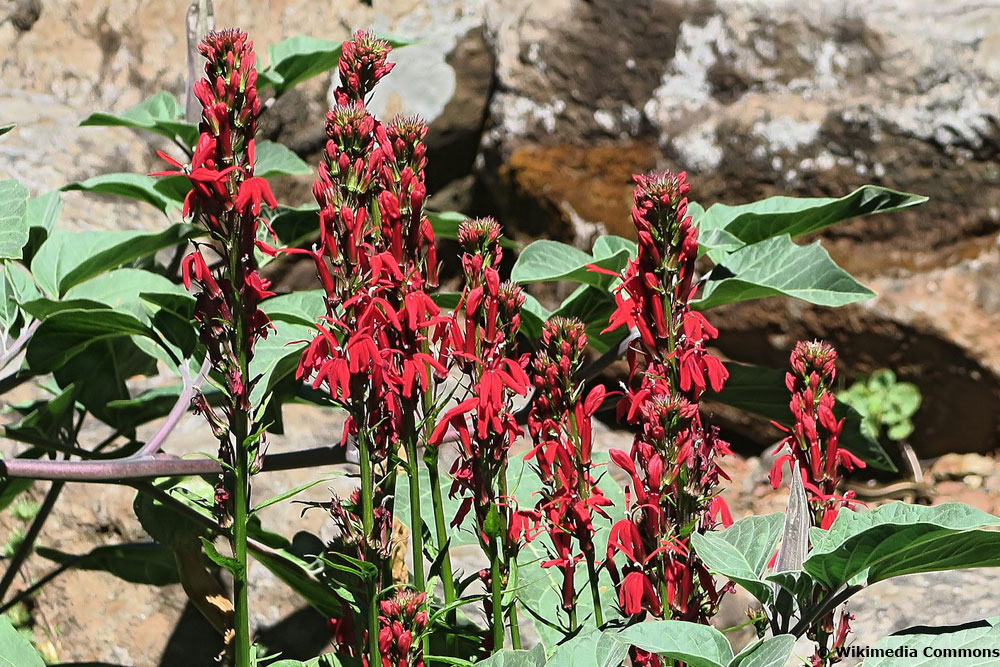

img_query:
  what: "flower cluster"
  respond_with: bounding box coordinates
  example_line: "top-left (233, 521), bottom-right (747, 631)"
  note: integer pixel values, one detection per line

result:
top-left (429, 217), bottom-right (531, 646)
top-left (378, 590), bottom-right (429, 667)
top-left (525, 317), bottom-right (611, 622)
top-left (769, 341), bottom-right (864, 666)
top-left (601, 172), bottom-right (732, 648)
top-left (291, 31), bottom-right (446, 662)
top-left (153, 28), bottom-right (276, 518)
top-left (768, 340), bottom-right (866, 529)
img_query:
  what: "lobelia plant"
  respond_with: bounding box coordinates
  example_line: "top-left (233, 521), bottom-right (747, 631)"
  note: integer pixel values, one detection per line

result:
top-left (5, 19), bottom-right (1000, 667)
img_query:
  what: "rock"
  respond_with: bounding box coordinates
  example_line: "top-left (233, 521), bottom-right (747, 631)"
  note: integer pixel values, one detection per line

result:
top-left (931, 453), bottom-right (998, 480)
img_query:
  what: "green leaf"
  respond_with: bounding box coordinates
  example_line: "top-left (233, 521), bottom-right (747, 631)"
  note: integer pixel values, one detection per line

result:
top-left (0, 614), bottom-right (45, 667)
top-left (690, 513), bottom-right (784, 605)
top-left (259, 35), bottom-right (414, 97)
top-left (4, 384), bottom-right (79, 449)
top-left (134, 478), bottom-right (215, 549)
top-left (248, 318), bottom-right (313, 407)
top-left (24, 308), bottom-right (156, 372)
top-left (31, 224), bottom-right (198, 296)
top-left (547, 629), bottom-right (629, 667)
top-left (36, 542), bottom-right (180, 586)
top-left (728, 635), bottom-right (796, 667)
top-left (696, 185), bottom-right (927, 246)
top-left (104, 385), bottom-right (185, 432)
top-left (0, 265), bottom-right (20, 330)
top-left (252, 477), bottom-right (335, 514)
top-left (519, 294), bottom-right (551, 345)
top-left (616, 621), bottom-right (734, 667)
top-left (708, 362), bottom-right (896, 471)
top-left (511, 240), bottom-right (627, 290)
top-left (79, 91), bottom-right (199, 147)
top-left (26, 191), bottom-right (61, 236)
top-left (469, 644), bottom-right (546, 667)
top-left (251, 542), bottom-right (343, 618)
top-left (0, 179), bottom-right (30, 260)
top-left (695, 235), bottom-right (875, 310)
top-left (861, 619), bottom-right (1000, 666)
top-left (805, 502), bottom-right (1000, 591)
top-left (267, 204), bottom-right (319, 249)
top-left (261, 290), bottom-right (327, 327)
top-left (0, 124), bottom-right (14, 137)
top-left (255, 140), bottom-right (312, 178)
top-left (61, 173), bottom-right (191, 216)
top-left (592, 235), bottom-right (636, 261)
top-left (550, 285), bottom-right (619, 354)
top-left (62, 268), bottom-right (188, 321)
top-left (200, 537), bottom-right (245, 577)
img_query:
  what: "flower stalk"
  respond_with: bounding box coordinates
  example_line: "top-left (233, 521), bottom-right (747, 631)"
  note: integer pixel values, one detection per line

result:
top-left (152, 27), bottom-right (277, 662)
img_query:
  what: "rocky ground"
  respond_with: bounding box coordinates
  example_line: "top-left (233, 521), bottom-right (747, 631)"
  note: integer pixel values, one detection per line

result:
top-left (4, 0), bottom-right (1000, 664)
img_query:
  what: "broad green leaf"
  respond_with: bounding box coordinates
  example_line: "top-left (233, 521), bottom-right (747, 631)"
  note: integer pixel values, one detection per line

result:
top-left (861, 619), bottom-right (1000, 666)
top-left (251, 542), bottom-right (343, 617)
top-left (0, 179), bottom-right (29, 260)
top-left (255, 140), bottom-right (312, 178)
top-left (551, 285), bottom-right (619, 354)
top-left (248, 318), bottom-right (313, 406)
top-left (25, 308), bottom-right (156, 372)
top-left (3, 384), bottom-right (79, 449)
top-left (547, 629), bottom-right (630, 667)
top-left (61, 173), bottom-right (191, 216)
top-left (695, 235), bottom-right (874, 309)
top-left (519, 293), bottom-right (552, 345)
top-left (511, 240), bottom-right (627, 290)
top-left (0, 124), bottom-right (13, 137)
top-left (268, 204), bottom-right (320, 249)
top-left (63, 268), bottom-right (188, 321)
top-left (36, 542), bottom-right (180, 586)
top-left (261, 290), bottom-right (326, 327)
top-left (470, 644), bottom-right (546, 667)
top-left (728, 635), bottom-right (796, 667)
top-left (259, 35), bottom-right (414, 97)
top-left (79, 91), bottom-right (199, 147)
top-left (708, 362), bottom-right (895, 471)
top-left (690, 513), bottom-right (784, 605)
top-left (591, 235), bottom-right (636, 261)
top-left (26, 190), bottom-right (61, 235)
top-left (134, 477), bottom-right (215, 549)
top-left (616, 621), bottom-right (734, 667)
top-left (104, 385), bottom-right (185, 433)
top-left (0, 614), bottom-right (45, 667)
top-left (805, 502), bottom-right (1000, 591)
top-left (697, 185), bottom-right (927, 246)
top-left (50, 338), bottom-right (159, 428)
top-left (31, 223), bottom-right (198, 296)
top-left (0, 265), bottom-right (19, 330)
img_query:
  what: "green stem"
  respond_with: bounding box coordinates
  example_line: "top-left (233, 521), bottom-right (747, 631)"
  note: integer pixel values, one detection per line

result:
top-left (585, 547), bottom-right (604, 627)
top-left (490, 540), bottom-right (505, 653)
top-left (404, 410), bottom-right (426, 593)
top-left (357, 422), bottom-right (381, 666)
top-left (497, 464), bottom-right (520, 649)
top-left (231, 433), bottom-right (251, 667)
top-left (424, 449), bottom-right (458, 648)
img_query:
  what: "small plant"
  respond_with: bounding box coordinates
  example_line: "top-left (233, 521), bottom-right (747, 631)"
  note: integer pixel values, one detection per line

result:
top-left (838, 369), bottom-right (922, 443)
top-left (1, 19), bottom-right (995, 667)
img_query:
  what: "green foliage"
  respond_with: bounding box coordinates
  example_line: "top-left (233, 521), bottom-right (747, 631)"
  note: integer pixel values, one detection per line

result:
top-left (690, 514), bottom-right (784, 605)
top-left (0, 180), bottom-right (30, 260)
top-left (693, 235), bottom-right (874, 309)
top-left (79, 91), bottom-right (199, 146)
top-left (61, 173), bottom-right (190, 216)
top-left (805, 502), bottom-right (1000, 590)
top-left (838, 369), bottom-right (922, 442)
top-left (0, 614), bottom-right (45, 667)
